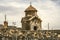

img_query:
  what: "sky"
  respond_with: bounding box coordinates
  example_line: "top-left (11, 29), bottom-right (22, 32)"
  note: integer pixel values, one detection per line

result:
top-left (0, 0), bottom-right (60, 30)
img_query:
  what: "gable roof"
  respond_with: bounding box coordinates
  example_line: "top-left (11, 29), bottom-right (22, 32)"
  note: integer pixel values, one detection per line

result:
top-left (21, 16), bottom-right (42, 22)
top-left (29, 16), bottom-right (42, 22)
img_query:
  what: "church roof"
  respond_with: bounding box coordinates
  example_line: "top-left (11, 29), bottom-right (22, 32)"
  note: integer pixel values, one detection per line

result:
top-left (25, 5), bottom-right (37, 12)
top-left (29, 16), bottom-right (42, 22)
top-left (21, 16), bottom-right (31, 22)
top-left (21, 16), bottom-right (42, 22)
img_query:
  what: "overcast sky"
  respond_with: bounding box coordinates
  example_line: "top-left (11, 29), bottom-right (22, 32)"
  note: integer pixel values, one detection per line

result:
top-left (0, 0), bottom-right (60, 30)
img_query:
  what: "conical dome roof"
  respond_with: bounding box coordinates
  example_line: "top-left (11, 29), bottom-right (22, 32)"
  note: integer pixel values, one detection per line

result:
top-left (25, 5), bottom-right (37, 12)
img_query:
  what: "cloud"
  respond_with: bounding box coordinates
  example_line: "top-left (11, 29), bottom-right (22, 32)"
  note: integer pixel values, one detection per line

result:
top-left (32, 0), bottom-right (60, 30)
top-left (51, 0), bottom-right (60, 6)
top-left (0, 0), bottom-right (60, 29)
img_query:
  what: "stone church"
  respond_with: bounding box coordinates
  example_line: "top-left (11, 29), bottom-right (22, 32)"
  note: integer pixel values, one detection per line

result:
top-left (0, 3), bottom-right (60, 40)
top-left (21, 4), bottom-right (42, 31)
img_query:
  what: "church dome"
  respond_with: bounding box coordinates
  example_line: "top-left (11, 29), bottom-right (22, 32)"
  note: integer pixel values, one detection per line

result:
top-left (25, 5), bottom-right (37, 12)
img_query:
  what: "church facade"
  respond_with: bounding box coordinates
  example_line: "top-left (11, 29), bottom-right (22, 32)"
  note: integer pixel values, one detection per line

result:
top-left (0, 4), bottom-right (60, 40)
